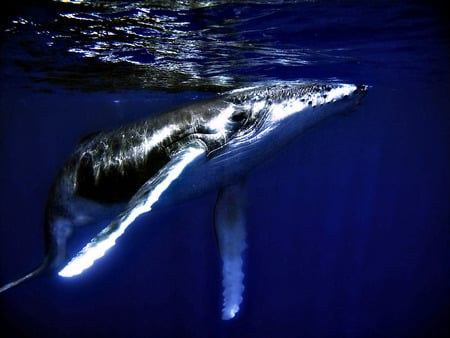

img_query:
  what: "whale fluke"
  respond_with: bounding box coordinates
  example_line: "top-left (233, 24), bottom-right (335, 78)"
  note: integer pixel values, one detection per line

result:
top-left (0, 253), bottom-right (52, 293)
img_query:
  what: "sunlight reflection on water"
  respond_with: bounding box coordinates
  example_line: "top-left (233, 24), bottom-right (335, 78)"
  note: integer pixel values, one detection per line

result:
top-left (4, 1), bottom-right (351, 91)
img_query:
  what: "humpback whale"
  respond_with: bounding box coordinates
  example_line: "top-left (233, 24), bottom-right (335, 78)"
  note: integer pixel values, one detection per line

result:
top-left (0, 81), bottom-right (367, 320)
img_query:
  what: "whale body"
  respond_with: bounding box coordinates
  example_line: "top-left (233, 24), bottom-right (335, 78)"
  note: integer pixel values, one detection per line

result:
top-left (0, 81), bottom-right (367, 319)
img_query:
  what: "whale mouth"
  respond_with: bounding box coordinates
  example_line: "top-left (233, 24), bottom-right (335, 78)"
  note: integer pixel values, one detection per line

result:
top-left (357, 84), bottom-right (369, 94)
top-left (354, 84), bottom-right (369, 105)
top-left (355, 84), bottom-right (369, 96)
top-left (358, 84), bottom-right (368, 91)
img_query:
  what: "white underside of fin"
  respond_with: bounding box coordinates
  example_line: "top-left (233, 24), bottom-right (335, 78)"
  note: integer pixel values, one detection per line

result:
top-left (215, 182), bottom-right (247, 320)
top-left (59, 142), bottom-right (206, 278)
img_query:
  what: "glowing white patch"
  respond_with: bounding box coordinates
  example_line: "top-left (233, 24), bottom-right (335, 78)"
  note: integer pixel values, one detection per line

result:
top-left (58, 144), bottom-right (205, 278)
top-left (206, 104), bottom-right (235, 136)
top-left (227, 85), bottom-right (259, 94)
top-left (221, 255), bottom-right (245, 320)
top-left (270, 99), bottom-right (307, 122)
top-left (225, 304), bottom-right (240, 320)
top-left (327, 84), bottom-right (357, 103)
top-left (270, 84), bottom-right (357, 122)
top-left (252, 100), bottom-right (265, 114)
top-left (141, 125), bottom-right (174, 153)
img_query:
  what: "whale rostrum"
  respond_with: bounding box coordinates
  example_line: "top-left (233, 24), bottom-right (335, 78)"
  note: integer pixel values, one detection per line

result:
top-left (0, 81), bottom-right (368, 320)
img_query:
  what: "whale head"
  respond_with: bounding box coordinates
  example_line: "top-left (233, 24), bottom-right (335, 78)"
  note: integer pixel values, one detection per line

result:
top-left (203, 81), bottom-right (368, 166)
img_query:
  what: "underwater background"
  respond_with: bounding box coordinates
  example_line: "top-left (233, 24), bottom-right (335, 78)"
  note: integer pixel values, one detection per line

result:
top-left (0, 1), bottom-right (448, 337)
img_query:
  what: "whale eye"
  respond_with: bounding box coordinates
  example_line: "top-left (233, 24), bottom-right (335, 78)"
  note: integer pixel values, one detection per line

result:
top-left (231, 111), bottom-right (248, 123)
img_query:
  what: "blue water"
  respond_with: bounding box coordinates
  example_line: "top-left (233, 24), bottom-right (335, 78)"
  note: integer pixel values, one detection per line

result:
top-left (0, 1), bottom-right (448, 337)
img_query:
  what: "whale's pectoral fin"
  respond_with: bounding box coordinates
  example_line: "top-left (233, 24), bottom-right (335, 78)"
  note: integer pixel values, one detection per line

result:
top-left (58, 141), bottom-right (207, 278)
top-left (214, 180), bottom-right (247, 320)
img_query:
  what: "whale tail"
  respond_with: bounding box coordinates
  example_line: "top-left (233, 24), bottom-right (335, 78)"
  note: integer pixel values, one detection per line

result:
top-left (0, 212), bottom-right (75, 294)
top-left (0, 251), bottom-right (53, 294)
top-left (0, 213), bottom-right (60, 294)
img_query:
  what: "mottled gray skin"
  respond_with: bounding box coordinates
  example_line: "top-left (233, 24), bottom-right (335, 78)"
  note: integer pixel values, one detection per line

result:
top-left (0, 81), bottom-right (367, 293)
